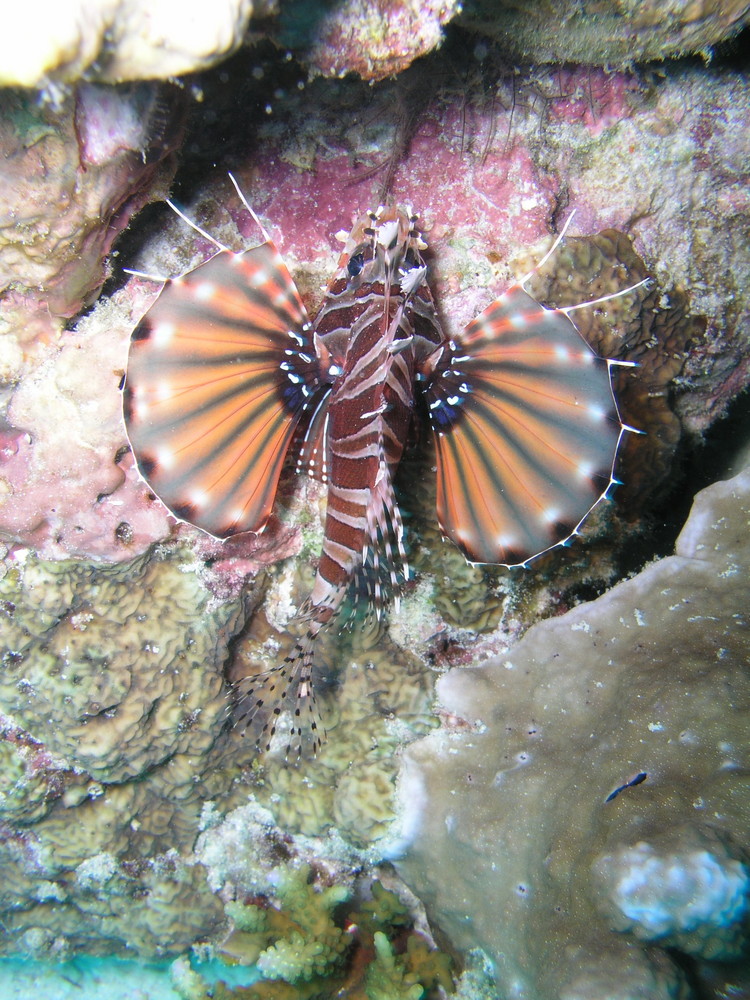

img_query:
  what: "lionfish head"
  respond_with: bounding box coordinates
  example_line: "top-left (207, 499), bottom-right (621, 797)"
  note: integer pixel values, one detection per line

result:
top-left (331, 205), bottom-right (428, 294)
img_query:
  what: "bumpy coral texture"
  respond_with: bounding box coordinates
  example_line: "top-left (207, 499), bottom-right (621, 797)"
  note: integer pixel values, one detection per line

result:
top-left (0, 84), bottom-right (185, 558)
top-left (0, 0), bottom-right (260, 86)
top-left (229, 584), bottom-right (438, 846)
top-left (0, 547), bottom-right (248, 956)
top-left (1, 35), bottom-right (748, 972)
top-left (396, 465), bottom-right (750, 999)
top-left (0, 550), bottom-right (238, 781)
top-left (593, 826), bottom-right (750, 960)
top-left (227, 864), bottom-right (350, 982)
top-left (0, 86), bottom-right (183, 347)
top-left (280, 0), bottom-right (461, 81)
top-left (458, 0), bottom-right (750, 64)
top-left (5, 60), bottom-right (744, 567)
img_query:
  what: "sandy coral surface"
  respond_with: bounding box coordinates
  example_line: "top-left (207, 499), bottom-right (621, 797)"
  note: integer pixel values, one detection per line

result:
top-left (396, 464), bottom-right (750, 998)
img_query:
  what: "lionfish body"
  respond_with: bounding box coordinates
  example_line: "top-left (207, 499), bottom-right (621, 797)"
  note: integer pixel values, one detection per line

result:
top-left (124, 184), bottom-right (641, 758)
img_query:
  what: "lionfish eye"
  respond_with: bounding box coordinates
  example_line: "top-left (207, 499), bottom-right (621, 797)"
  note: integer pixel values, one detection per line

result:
top-left (347, 252), bottom-right (365, 277)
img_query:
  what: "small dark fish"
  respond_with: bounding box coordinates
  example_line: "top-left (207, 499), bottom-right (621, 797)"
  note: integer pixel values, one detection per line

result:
top-left (605, 771), bottom-right (648, 803)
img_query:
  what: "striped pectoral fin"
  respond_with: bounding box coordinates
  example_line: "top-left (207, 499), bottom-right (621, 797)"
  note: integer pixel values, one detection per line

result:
top-left (423, 285), bottom-right (622, 566)
top-left (124, 242), bottom-right (324, 538)
top-left (294, 386), bottom-right (332, 483)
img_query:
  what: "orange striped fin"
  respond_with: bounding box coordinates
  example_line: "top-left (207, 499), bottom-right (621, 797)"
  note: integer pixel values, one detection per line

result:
top-left (424, 285), bottom-right (621, 566)
top-left (124, 242), bottom-right (324, 538)
top-left (294, 386), bottom-right (332, 484)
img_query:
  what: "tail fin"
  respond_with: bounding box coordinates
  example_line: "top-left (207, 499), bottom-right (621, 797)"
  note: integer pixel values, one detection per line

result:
top-left (234, 615), bottom-right (329, 762)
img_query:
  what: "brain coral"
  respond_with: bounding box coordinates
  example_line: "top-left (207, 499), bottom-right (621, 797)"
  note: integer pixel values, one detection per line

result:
top-left (395, 465), bottom-right (750, 999)
top-left (0, 545), bottom-right (251, 957)
top-left (0, 548), bottom-right (240, 782)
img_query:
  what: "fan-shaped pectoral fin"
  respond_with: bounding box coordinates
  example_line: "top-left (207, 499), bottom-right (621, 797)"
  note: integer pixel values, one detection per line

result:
top-left (124, 241), bottom-right (325, 537)
top-left (422, 285), bottom-right (622, 566)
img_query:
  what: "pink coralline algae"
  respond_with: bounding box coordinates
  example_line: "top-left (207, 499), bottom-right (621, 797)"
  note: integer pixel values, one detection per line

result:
top-left (293, 0), bottom-right (461, 81)
top-left (0, 83), bottom-right (185, 559)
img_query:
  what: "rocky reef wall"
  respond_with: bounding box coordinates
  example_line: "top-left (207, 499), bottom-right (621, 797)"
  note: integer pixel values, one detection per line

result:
top-left (0, 2), bottom-right (748, 997)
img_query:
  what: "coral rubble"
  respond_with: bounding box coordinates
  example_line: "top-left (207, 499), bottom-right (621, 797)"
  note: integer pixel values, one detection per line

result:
top-left (395, 466), bottom-right (750, 998)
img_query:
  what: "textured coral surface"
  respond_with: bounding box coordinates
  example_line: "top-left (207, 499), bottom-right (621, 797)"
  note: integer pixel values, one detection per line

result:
top-left (0, 0), bottom-right (261, 86)
top-left (0, 547), bottom-right (246, 956)
top-left (459, 0), bottom-right (750, 64)
top-left (395, 465), bottom-right (750, 998)
top-left (0, 84), bottom-right (185, 558)
top-left (280, 0), bottom-right (461, 80)
top-left (5, 57), bottom-right (746, 563)
top-left (4, 0), bottom-right (746, 89)
top-left (1, 18), bottom-right (748, 985)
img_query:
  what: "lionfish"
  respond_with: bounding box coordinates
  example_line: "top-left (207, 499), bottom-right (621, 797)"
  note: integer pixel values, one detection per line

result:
top-left (124, 176), bottom-right (644, 758)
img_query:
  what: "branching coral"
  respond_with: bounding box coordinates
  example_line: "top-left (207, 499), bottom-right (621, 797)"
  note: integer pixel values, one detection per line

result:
top-left (226, 865), bottom-right (350, 982)
top-left (174, 868), bottom-right (455, 1000)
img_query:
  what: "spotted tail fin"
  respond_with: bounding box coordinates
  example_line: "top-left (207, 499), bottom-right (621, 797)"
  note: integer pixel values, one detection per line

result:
top-left (234, 601), bottom-right (334, 761)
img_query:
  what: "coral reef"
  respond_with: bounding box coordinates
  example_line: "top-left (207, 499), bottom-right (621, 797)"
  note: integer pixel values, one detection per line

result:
top-left (0, 83), bottom-right (186, 557)
top-left (1, 6), bottom-right (748, 980)
top-left (0, 0), bottom-right (263, 87)
top-left (0, 545), bottom-right (251, 956)
top-left (223, 864), bottom-right (350, 982)
top-left (0, 724), bottom-right (76, 825)
top-left (6, 56), bottom-right (744, 564)
top-left (229, 587), bottom-right (438, 845)
top-left (458, 0), bottom-right (750, 64)
top-left (395, 465), bottom-right (750, 998)
top-left (172, 861), bottom-right (454, 1000)
top-left (3, 847), bottom-right (226, 959)
top-left (0, 548), bottom-right (240, 781)
top-left (279, 0), bottom-right (460, 81)
top-left (0, 85), bottom-right (184, 352)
